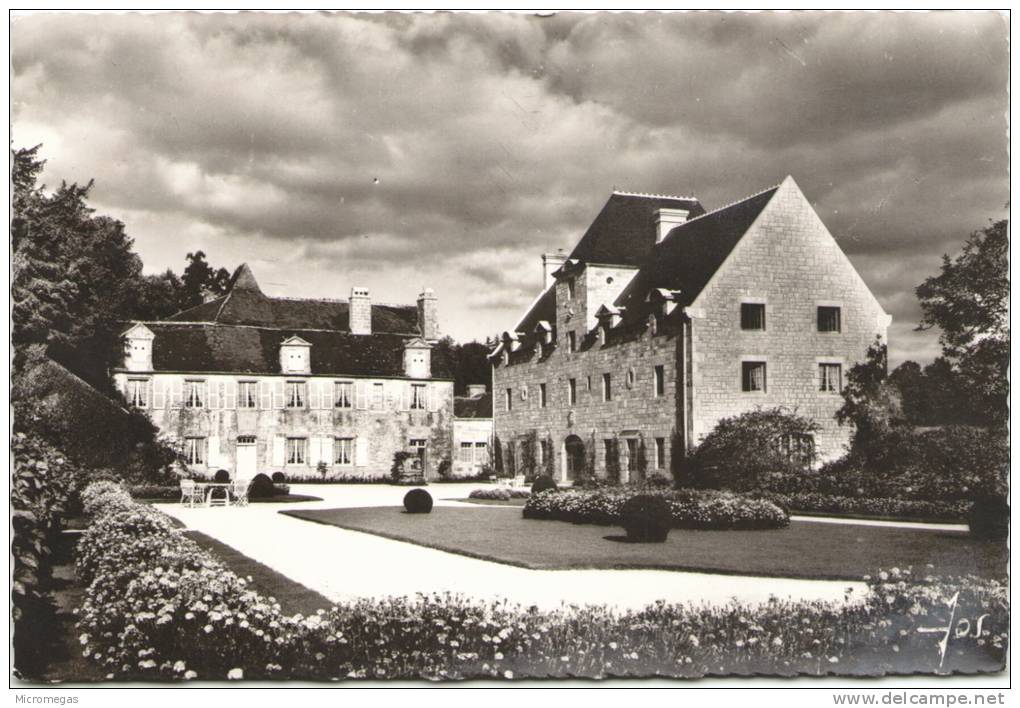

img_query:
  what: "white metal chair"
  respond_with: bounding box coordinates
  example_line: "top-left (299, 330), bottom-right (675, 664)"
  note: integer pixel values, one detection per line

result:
top-left (230, 479), bottom-right (250, 507)
top-left (513, 475), bottom-right (526, 488)
top-left (179, 479), bottom-right (201, 507)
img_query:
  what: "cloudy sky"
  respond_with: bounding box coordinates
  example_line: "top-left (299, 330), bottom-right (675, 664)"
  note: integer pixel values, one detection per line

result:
top-left (11, 11), bottom-right (1008, 364)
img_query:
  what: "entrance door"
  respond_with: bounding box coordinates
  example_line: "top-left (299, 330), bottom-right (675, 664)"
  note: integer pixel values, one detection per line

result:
top-left (564, 435), bottom-right (585, 482)
top-left (236, 436), bottom-right (257, 479)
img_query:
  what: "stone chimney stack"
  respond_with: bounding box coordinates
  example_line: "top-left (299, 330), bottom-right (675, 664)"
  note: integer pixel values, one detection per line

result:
top-left (417, 288), bottom-right (439, 341)
top-left (542, 250), bottom-right (567, 290)
top-left (656, 208), bottom-right (690, 243)
top-left (349, 287), bottom-right (372, 335)
top-left (466, 384), bottom-right (487, 397)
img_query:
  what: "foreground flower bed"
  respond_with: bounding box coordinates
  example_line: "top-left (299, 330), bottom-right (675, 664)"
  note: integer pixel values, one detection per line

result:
top-left (755, 492), bottom-right (969, 521)
top-left (523, 487), bottom-right (789, 530)
top-left (469, 488), bottom-right (531, 501)
top-left (75, 482), bottom-right (1008, 681)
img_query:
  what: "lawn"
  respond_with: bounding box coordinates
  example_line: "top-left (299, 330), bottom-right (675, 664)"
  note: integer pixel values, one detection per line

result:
top-left (282, 505), bottom-right (1007, 581)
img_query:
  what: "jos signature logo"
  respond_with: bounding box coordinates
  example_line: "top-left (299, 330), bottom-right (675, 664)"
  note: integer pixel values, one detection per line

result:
top-left (916, 591), bottom-right (991, 672)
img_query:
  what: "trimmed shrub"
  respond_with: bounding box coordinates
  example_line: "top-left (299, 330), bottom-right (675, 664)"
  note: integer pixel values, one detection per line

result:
top-left (468, 488), bottom-right (531, 501)
top-left (404, 488), bottom-right (434, 514)
top-left (531, 475), bottom-right (558, 496)
top-left (754, 491), bottom-right (968, 521)
top-left (248, 473), bottom-right (275, 499)
top-left (213, 469), bottom-right (231, 483)
top-left (968, 495), bottom-right (1009, 541)
top-left (271, 471), bottom-right (286, 483)
top-left (620, 495), bottom-right (671, 542)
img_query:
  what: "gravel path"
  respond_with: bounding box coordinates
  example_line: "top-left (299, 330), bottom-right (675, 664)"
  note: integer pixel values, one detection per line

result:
top-left (157, 483), bottom-right (870, 612)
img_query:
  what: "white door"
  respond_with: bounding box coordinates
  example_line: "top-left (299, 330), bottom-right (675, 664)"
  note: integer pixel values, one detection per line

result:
top-left (236, 437), bottom-right (257, 479)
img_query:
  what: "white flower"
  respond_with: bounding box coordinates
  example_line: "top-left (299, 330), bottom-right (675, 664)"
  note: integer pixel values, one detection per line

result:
top-left (173, 661), bottom-right (186, 672)
top-left (227, 668), bottom-right (244, 680)
top-left (184, 670), bottom-right (198, 680)
top-left (504, 670), bottom-right (514, 680)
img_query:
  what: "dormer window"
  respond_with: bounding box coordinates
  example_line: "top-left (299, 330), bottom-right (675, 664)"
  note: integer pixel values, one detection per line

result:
top-left (122, 323), bottom-right (155, 372)
top-left (280, 336), bottom-right (312, 374)
top-left (404, 338), bottom-right (432, 379)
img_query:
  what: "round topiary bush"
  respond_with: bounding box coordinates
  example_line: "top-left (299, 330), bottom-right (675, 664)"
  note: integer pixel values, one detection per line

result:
top-left (248, 473), bottom-right (275, 499)
top-left (968, 495), bottom-right (1009, 541)
top-left (620, 494), bottom-right (672, 543)
top-left (271, 471), bottom-right (285, 483)
top-left (404, 488), bottom-right (434, 514)
top-left (531, 475), bottom-right (558, 496)
top-left (213, 469), bottom-right (231, 483)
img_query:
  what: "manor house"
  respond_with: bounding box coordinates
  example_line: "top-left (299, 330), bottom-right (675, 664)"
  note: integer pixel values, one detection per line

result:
top-left (490, 176), bottom-right (891, 482)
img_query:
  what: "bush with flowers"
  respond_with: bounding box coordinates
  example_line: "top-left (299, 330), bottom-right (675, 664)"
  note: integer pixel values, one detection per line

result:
top-left (522, 487), bottom-right (788, 530)
top-left (468, 488), bottom-right (531, 501)
top-left (75, 482), bottom-right (1006, 680)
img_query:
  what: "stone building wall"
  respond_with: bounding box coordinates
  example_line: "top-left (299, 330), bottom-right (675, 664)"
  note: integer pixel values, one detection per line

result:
top-left (451, 418), bottom-right (494, 478)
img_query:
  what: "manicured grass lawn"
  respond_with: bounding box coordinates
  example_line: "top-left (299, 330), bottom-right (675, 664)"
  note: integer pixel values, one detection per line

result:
top-left (283, 505), bottom-right (1007, 581)
top-left (184, 531), bottom-right (332, 615)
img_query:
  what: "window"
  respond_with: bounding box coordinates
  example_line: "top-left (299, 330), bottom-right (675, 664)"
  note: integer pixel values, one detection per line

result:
top-left (566, 279), bottom-right (575, 300)
top-left (741, 302), bottom-right (766, 330)
top-left (411, 383), bottom-right (427, 410)
top-left (334, 437), bottom-right (354, 466)
top-left (237, 435), bottom-right (256, 445)
top-left (818, 306), bottom-right (841, 333)
top-left (285, 381), bottom-right (306, 408)
top-left (505, 388), bottom-right (513, 412)
top-left (567, 331), bottom-right (577, 354)
top-left (459, 442), bottom-right (474, 463)
top-left (586, 375), bottom-right (592, 391)
top-left (409, 439), bottom-right (427, 458)
top-left (474, 442), bottom-right (488, 464)
top-left (776, 433), bottom-right (815, 466)
top-left (741, 361), bottom-right (767, 392)
top-left (655, 437), bottom-right (666, 470)
top-left (567, 378), bottom-right (577, 406)
top-left (334, 381), bottom-right (353, 409)
top-left (626, 438), bottom-right (638, 472)
top-left (539, 383), bottom-right (548, 408)
top-left (626, 369), bottom-right (635, 388)
top-left (127, 378), bottom-right (149, 408)
top-left (654, 365), bottom-right (665, 397)
top-left (602, 373), bottom-right (612, 402)
top-left (184, 380), bottom-right (205, 408)
top-left (238, 381), bottom-right (258, 408)
top-left (819, 363), bottom-right (843, 393)
top-left (372, 383), bottom-right (385, 409)
top-left (184, 437), bottom-right (206, 465)
top-left (286, 437), bottom-right (307, 465)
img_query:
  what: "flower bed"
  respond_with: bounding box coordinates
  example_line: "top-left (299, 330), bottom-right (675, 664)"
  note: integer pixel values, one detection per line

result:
top-left (75, 483), bottom-right (1008, 680)
top-left (128, 483), bottom-right (291, 501)
top-left (468, 488), bottom-right (531, 501)
top-left (755, 492), bottom-right (969, 521)
top-left (523, 487), bottom-right (789, 530)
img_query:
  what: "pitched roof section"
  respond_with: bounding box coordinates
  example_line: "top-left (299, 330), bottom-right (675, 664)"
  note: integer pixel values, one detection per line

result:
top-left (139, 323), bottom-right (454, 379)
top-left (566, 192), bottom-right (705, 267)
top-left (166, 264), bottom-right (420, 334)
top-left (454, 391), bottom-right (493, 419)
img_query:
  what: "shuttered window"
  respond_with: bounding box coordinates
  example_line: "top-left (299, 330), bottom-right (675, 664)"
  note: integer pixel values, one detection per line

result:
top-left (286, 437), bottom-right (307, 465)
top-left (127, 378), bottom-right (150, 408)
top-left (184, 380), bottom-right (205, 408)
top-left (285, 381), bottom-right (306, 408)
top-left (334, 381), bottom-right (353, 408)
top-left (184, 437), bottom-right (206, 465)
top-left (238, 381), bottom-right (258, 408)
top-left (334, 438), bottom-right (354, 466)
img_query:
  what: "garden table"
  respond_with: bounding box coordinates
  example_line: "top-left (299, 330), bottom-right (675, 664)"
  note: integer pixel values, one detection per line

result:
top-left (196, 482), bottom-right (233, 507)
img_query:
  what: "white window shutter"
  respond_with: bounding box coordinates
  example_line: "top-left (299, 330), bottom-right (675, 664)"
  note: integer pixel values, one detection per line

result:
top-left (322, 437), bottom-right (334, 466)
top-left (427, 384), bottom-right (435, 411)
top-left (356, 436), bottom-right (369, 466)
top-left (273, 380), bottom-right (285, 409)
top-left (207, 435), bottom-right (220, 468)
top-left (224, 380), bottom-right (237, 410)
top-left (259, 380), bottom-right (272, 410)
top-left (153, 380), bottom-right (166, 409)
top-left (310, 380), bottom-right (322, 410)
top-left (272, 435), bottom-right (285, 466)
top-left (356, 381), bottom-right (368, 409)
top-left (171, 378), bottom-right (183, 408)
top-left (309, 436), bottom-right (321, 467)
top-left (209, 381), bottom-right (221, 409)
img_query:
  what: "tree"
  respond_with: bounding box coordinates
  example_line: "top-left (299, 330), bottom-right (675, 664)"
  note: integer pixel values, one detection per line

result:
top-left (131, 269), bottom-right (185, 321)
top-left (433, 337), bottom-right (491, 396)
top-left (836, 337), bottom-right (904, 452)
top-left (179, 251), bottom-right (231, 310)
top-left (916, 220), bottom-right (1008, 426)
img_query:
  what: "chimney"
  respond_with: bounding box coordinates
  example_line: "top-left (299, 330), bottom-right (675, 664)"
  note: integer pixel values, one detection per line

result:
top-left (466, 384), bottom-right (487, 398)
top-left (349, 287), bottom-right (372, 335)
top-left (542, 250), bottom-right (567, 290)
top-left (417, 288), bottom-right (439, 341)
top-left (656, 208), bottom-right (690, 243)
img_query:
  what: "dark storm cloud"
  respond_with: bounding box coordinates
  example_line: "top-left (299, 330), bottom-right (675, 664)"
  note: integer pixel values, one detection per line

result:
top-left (10, 10), bottom-right (1008, 354)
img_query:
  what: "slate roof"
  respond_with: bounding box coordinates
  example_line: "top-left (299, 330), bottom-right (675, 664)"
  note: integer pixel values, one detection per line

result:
top-left (454, 392), bottom-right (493, 419)
top-left (129, 264), bottom-right (450, 378)
top-left (168, 264), bottom-right (419, 334)
top-left (136, 323), bottom-right (454, 379)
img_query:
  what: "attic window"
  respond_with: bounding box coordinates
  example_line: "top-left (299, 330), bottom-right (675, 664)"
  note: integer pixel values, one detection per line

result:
top-left (741, 303), bottom-right (766, 331)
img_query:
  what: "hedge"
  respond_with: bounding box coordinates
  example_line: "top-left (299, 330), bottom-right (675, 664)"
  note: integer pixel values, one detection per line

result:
top-left (522, 488), bottom-right (789, 530)
top-left (75, 482), bottom-right (1008, 680)
top-left (468, 488), bottom-right (531, 501)
top-left (755, 492), bottom-right (970, 522)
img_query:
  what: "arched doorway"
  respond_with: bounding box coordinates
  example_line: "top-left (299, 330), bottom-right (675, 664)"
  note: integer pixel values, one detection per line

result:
top-left (564, 435), bottom-right (586, 482)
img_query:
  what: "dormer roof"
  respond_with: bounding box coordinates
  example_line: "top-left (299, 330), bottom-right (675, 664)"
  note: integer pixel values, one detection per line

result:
top-left (403, 336), bottom-right (432, 350)
top-left (122, 322), bottom-right (155, 339)
top-left (281, 335), bottom-right (312, 347)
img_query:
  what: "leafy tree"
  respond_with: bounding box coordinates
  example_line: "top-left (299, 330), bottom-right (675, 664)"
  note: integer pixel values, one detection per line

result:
top-left (916, 220), bottom-right (1008, 426)
top-left (434, 337), bottom-right (491, 395)
top-left (179, 251), bottom-right (231, 310)
top-left (132, 269), bottom-right (185, 321)
top-left (836, 337), bottom-right (904, 451)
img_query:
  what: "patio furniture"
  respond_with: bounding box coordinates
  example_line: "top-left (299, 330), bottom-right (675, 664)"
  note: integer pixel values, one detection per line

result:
top-left (205, 482), bottom-right (232, 507)
top-left (230, 479), bottom-right (250, 507)
top-left (512, 475), bottom-right (526, 488)
top-left (179, 479), bottom-right (202, 507)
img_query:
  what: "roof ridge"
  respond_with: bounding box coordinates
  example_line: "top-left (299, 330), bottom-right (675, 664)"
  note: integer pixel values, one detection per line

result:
top-left (140, 321), bottom-right (422, 336)
top-left (267, 295), bottom-right (416, 308)
top-left (663, 181), bottom-right (782, 234)
top-left (612, 189), bottom-right (699, 201)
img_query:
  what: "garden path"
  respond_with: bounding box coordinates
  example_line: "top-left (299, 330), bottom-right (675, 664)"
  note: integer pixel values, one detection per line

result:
top-left (157, 483), bottom-right (867, 612)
